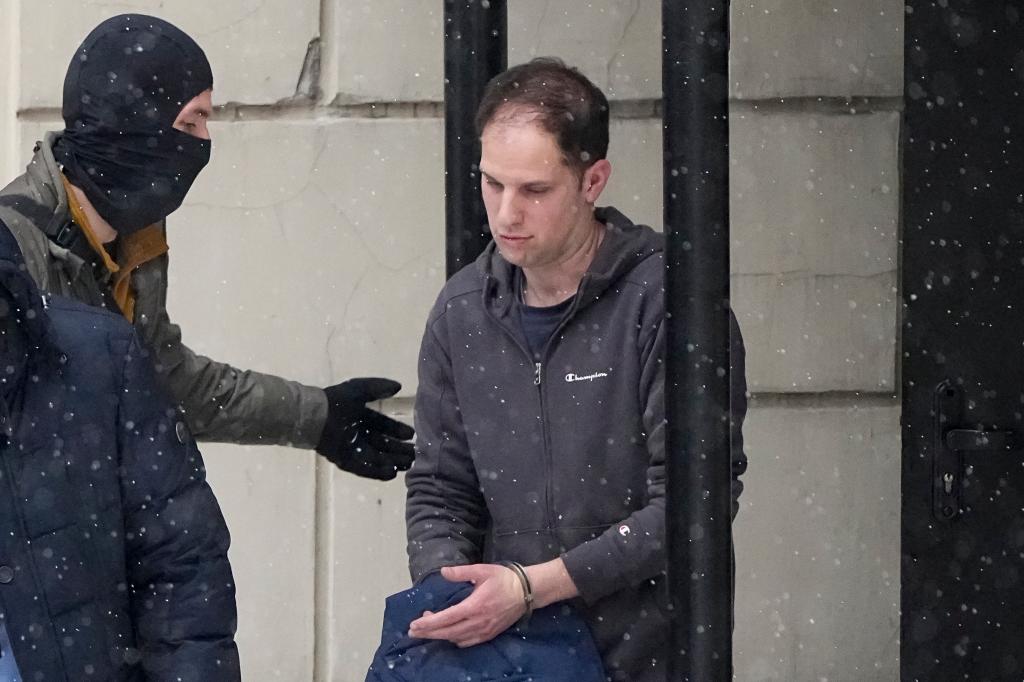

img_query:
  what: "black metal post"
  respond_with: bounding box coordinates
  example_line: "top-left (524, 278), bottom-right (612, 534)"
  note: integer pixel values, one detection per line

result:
top-left (443, 0), bottom-right (507, 278)
top-left (662, 1), bottom-right (733, 679)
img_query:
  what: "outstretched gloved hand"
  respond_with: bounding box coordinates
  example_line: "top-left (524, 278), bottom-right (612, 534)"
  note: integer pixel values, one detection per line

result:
top-left (316, 378), bottom-right (415, 480)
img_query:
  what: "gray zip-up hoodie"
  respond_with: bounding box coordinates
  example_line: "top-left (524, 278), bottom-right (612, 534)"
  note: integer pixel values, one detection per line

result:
top-left (406, 207), bottom-right (747, 681)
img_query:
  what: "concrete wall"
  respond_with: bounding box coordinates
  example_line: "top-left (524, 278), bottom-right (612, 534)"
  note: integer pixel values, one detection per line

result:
top-left (1, 1), bottom-right (904, 680)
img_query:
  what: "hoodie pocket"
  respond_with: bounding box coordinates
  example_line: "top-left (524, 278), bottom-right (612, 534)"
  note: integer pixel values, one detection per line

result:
top-left (553, 523), bottom-right (616, 555)
top-left (490, 528), bottom-right (561, 565)
top-left (490, 524), bottom-right (616, 565)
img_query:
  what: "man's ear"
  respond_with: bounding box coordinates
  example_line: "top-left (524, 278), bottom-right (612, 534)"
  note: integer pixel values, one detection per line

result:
top-left (582, 159), bottom-right (612, 203)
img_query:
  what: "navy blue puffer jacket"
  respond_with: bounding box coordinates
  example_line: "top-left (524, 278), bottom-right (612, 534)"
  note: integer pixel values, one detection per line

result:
top-left (366, 573), bottom-right (605, 681)
top-left (0, 223), bottom-right (240, 681)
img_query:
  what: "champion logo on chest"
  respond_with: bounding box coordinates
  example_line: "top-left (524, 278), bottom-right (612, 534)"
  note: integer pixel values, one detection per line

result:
top-left (564, 369), bottom-right (611, 383)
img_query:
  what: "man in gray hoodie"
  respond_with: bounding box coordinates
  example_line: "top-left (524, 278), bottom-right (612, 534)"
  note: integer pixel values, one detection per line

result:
top-left (405, 58), bottom-right (748, 681)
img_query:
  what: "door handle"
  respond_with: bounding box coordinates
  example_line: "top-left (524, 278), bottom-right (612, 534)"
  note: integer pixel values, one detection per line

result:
top-left (944, 428), bottom-right (1016, 452)
top-left (931, 381), bottom-right (1021, 522)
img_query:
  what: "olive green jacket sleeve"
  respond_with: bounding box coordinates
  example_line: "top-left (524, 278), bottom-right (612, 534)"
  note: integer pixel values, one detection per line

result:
top-left (131, 251), bottom-right (328, 447)
top-left (0, 138), bottom-right (328, 448)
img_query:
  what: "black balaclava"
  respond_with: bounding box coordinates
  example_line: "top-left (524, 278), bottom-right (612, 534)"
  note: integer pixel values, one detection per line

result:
top-left (54, 14), bottom-right (213, 235)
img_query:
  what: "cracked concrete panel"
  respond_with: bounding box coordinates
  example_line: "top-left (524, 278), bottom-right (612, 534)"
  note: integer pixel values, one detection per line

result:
top-left (731, 0), bottom-right (903, 99)
top-left (328, 1), bottom-right (659, 103)
top-left (731, 110), bottom-right (899, 392)
top-left (508, 0), bottom-right (661, 100)
top-left (168, 118), bottom-right (444, 396)
top-left (329, 1), bottom-right (444, 104)
top-left (18, 0), bottom-right (318, 107)
top-left (731, 111), bottom-right (900, 279)
top-left (735, 403), bottom-right (900, 681)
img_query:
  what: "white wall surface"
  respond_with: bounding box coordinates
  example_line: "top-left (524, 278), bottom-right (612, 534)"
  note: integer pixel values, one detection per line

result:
top-left (19, 1), bottom-right (319, 106)
top-left (735, 403), bottom-right (901, 681)
top-left (2, 1), bottom-right (905, 680)
top-left (731, 0), bottom-right (903, 99)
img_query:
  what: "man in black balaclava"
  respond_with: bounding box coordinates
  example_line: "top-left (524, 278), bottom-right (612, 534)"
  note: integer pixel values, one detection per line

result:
top-left (0, 14), bottom-right (415, 479)
top-left (53, 14), bottom-right (214, 235)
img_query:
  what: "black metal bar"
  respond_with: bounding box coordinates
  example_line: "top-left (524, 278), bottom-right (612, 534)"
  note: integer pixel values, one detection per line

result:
top-left (662, 1), bottom-right (733, 679)
top-left (443, 0), bottom-right (507, 278)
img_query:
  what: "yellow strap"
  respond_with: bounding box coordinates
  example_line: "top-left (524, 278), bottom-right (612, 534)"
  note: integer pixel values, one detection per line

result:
top-left (59, 174), bottom-right (119, 274)
top-left (59, 175), bottom-right (169, 322)
top-left (112, 225), bottom-right (169, 322)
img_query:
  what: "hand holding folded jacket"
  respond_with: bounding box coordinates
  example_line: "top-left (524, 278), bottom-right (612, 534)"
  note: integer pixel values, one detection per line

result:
top-left (316, 378), bottom-right (415, 480)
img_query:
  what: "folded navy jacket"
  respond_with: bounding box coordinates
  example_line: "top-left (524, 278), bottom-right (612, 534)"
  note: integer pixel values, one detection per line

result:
top-left (366, 572), bottom-right (605, 681)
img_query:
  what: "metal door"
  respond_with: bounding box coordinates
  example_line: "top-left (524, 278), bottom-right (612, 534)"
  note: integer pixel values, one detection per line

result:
top-left (902, 1), bottom-right (1024, 679)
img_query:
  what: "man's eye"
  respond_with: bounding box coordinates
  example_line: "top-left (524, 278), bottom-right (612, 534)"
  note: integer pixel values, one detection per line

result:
top-left (526, 187), bottom-right (549, 195)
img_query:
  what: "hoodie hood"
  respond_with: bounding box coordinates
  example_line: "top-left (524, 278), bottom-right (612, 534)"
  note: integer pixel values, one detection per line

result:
top-left (477, 206), bottom-right (664, 316)
top-left (0, 133), bottom-right (74, 245)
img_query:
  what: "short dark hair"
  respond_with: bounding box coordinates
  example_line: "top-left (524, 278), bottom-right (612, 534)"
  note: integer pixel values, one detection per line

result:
top-left (475, 57), bottom-right (610, 175)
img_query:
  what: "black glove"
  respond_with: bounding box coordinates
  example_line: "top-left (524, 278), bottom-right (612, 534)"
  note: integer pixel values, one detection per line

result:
top-left (316, 378), bottom-right (416, 480)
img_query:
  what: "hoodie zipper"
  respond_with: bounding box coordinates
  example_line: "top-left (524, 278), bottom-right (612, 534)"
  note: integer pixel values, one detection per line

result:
top-left (532, 293), bottom-right (586, 535)
top-left (483, 274), bottom-right (589, 534)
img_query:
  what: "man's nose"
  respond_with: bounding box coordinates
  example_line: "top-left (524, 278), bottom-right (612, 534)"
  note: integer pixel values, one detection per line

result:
top-left (497, 191), bottom-right (523, 227)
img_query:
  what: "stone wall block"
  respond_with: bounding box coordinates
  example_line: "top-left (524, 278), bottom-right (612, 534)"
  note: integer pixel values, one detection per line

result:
top-left (731, 111), bottom-right (900, 278)
top-left (201, 445), bottom-right (317, 680)
top-left (733, 272), bottom-right (897, 392)
top-left (508, 0), bottom-right (660, 100)
top-left (18, 0), bottom-right (319, 107)
top-left (166, 118), bottom-right (445, 395)
top-left (330, 453), bottom-right (411, 681)
top-left (329, 0), bottom-right (660, 103)
top-left (600, 114), bottom-right (900, 392)
top-left (330, 1), bottom-right (444, 104)
top-left (734, 403), bottom-right (900, 681)
top-left (731, 0), bottom-right (904, 99)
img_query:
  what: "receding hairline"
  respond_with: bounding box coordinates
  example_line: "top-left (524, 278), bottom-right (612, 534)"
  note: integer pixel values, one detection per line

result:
top-left (480, 104), bottom-right (595, 178)
top-left (482, 116), bottom-right (583, 181)
top-left (480, 102), bottom-right (548, 131)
